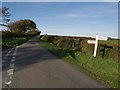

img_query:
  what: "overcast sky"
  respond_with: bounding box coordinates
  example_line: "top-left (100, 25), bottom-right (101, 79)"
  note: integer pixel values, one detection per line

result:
top-left (2, 2), bottom-right (118, 38)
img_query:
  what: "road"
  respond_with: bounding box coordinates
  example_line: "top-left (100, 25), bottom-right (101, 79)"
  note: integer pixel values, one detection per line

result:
top-left (2, 37), bottom-right (107, 88)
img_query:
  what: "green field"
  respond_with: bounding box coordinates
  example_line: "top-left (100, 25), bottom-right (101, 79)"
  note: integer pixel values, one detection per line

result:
top-left (39, 40), bottom-right (119, 88)
top-left (99, 39), bottom-right (119, 45)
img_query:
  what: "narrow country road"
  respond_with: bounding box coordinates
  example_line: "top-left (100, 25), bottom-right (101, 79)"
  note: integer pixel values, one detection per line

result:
top-left (2, 37), bottom-right (107, 88)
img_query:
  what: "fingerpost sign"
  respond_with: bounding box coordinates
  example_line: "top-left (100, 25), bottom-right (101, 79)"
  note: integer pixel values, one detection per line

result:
top-left (87, 34), bottom-right (108, 57)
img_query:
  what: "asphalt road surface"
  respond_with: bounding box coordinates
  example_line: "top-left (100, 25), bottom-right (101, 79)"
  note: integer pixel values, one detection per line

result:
top-left (2, 37), bottom-right (107, 88)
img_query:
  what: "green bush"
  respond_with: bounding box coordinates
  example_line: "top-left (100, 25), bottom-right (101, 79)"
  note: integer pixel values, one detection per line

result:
top-left (25, 31), bottom-right (39, 37)
top-left (97, 44), bottom-right (119, 62)
top-left (2, 30), bottom-right (38, 50)
top-left (2, 31), bottom-right (14, 39)
top-left (79, 39), bottom-right (94, 55)
top-left (2, 37), bottom-right (28, 49)
top-left (2, 31), bottom-right (26, 39)
top-left (54, 37), bottom-right (74, 50)
top-left (13, 32), bottom-right (25, 37)
top-left (52, 37), bottom-right (60, 45)
top-left (40, 35), bottom-right (56, 43)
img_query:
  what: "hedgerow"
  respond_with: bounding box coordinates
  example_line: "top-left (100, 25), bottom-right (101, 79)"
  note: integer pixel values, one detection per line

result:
top-left (39, 35), bottom-right (119, 62)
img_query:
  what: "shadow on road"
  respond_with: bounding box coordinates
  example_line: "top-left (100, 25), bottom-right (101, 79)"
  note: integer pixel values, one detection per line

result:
top-left (14, 40), bottom-right (59, 72)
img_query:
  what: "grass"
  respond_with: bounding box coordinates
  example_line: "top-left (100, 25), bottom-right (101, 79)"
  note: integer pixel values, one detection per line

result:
top-left (99, 39), bottom-right (119, 45)
top-left (39, 40), bottom-right (119, 88)
top-left (2, 36), bottom-right (31, 50)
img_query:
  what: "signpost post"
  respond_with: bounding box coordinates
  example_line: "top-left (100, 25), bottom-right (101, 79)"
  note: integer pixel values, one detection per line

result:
top-left (87, 34), bottom-right (108, 57)
top-left (100, 44), bottom-right (113, 58)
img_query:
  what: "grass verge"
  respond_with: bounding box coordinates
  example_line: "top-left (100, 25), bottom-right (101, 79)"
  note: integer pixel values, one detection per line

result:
top-left (2, 36), bottom-right (32, 50)
top-left (39, 40), bottom-right (119, 88)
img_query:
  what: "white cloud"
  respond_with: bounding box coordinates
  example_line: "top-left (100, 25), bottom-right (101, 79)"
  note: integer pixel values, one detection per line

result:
top-left (56, 14), bottom-right (98, 19)
top-left (52, 3), bottom-right (117, 19)
top-left (54, 9), bottom-right (117, 19)
top-left (55, 14), bottom-right (81, 19)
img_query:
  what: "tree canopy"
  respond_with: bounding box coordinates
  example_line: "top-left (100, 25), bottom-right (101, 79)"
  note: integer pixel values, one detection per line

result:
top-left (0, 7), bottom-right (10, 27)
top-left (9, 19), bottom-right (37, 32)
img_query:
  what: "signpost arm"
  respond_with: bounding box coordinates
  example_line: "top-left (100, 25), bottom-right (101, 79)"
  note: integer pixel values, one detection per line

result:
top-left (87, 34), bottom-right (108, 58)
top-left (93, 34), bottom-right (99, 57)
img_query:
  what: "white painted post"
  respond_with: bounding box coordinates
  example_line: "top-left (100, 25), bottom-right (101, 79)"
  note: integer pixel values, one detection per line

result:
top-left (93, 34), bottom-right (99, 57)
top-left (87, 34), bottom-right (108, 58)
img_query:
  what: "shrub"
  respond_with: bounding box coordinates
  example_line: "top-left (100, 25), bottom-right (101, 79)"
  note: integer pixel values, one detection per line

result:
top-left (80, 39), bottom-right (94, 55)
top-left (25, 31), bottom-right (39, 37)
top-left (2, 31), bottom-right (26, 39)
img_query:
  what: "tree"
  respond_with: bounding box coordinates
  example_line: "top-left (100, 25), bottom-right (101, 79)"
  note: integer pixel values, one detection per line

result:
top-left (0, 7), bottom-right (10, 27)
top-left (9, 19), bottom-right (37, 32)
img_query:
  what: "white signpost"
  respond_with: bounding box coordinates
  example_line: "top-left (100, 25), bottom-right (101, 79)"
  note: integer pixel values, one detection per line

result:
top-left (87, 34), bottom-right (108, 57)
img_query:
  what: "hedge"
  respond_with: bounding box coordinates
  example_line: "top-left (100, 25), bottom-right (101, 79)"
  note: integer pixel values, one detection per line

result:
top-left (2, 30), bottom-right (40, 39)
top-left (39, 35), bottom-right (119, 62)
